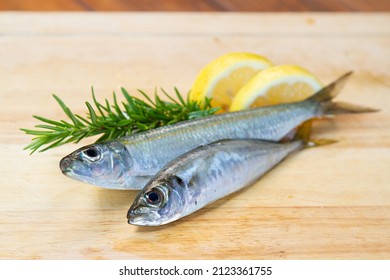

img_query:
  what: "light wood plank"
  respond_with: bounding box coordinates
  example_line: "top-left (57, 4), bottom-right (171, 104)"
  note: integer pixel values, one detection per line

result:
top-left (0, 12), bottom-right (389, 259)
top-left (1, 0), bottom-right (390, 12)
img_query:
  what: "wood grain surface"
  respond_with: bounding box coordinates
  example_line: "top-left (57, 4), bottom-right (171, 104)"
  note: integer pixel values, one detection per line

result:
top-left (0, 12), bottom-right (389, 260)
top-left (1, 0), bottom-right (390, 11)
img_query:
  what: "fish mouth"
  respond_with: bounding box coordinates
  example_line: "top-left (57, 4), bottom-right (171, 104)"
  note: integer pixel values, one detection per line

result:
top-left (127, 210), bottom-right (147, 226)
top-left (59, 157), bottom-right (73, 174)
top-left (127, 215), bottom-right (145, 226)
top-left (127, 208), bottom-right (161, 226)
top-left (59, 157), bottom-right (92, 183)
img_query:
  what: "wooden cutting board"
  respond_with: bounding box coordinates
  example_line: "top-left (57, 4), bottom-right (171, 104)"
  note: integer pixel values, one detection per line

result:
top-left (0, 12), bottom-right (389, 260)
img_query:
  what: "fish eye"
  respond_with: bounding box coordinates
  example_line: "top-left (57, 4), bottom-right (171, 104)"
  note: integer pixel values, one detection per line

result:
top-left (145, 188), bottom-right (164, 206)
top-left (82, 146), bottom-right (101, 161)
top-left (146, 192), bottom-right (160, 203)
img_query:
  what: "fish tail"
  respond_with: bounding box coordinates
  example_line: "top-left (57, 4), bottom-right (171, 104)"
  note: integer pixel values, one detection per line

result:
top-left (285, 72), bottom-right (378, 147)
top-left (307, 71), bottom-right (379, 115)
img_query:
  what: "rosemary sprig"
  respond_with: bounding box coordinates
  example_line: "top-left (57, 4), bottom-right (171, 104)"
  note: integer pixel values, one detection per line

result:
top-left (20, 88), bottom-right (219, 154)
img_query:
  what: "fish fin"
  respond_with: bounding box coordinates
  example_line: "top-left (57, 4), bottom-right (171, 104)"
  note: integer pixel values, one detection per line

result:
top-left (281, 119), bottom-right (313, 143)
top-left (305, 138), bottom-right (338, 147)
top-left (308, 71), bottom-right (353, 103)
top-left (325, 101), bottom-right (379, 115)
top-left (293, 120), bottom-right (337, 148)
top-left (307, 71), bottom-right (379, 114)
top-left (295, 120), bottom-right (312, 143)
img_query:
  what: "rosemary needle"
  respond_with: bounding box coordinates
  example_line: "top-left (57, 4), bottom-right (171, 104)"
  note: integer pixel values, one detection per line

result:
top-left (20, 87), bottom-right (219, 154)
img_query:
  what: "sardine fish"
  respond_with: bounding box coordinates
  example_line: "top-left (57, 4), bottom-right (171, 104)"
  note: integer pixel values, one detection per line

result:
top-left (127, 139), bottom-right (303, 226)
top-left (60, 72), bottom-right (372, 189)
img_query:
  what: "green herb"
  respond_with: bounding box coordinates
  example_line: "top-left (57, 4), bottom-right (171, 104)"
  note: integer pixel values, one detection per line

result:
top-left (20, 87), bottom-right (219, 154)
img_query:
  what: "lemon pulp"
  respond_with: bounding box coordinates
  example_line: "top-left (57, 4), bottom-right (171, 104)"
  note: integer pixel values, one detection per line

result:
top-left (190, 52), bottom-right (273, 111)
top-left (230, 65), bottom-right (323, 111)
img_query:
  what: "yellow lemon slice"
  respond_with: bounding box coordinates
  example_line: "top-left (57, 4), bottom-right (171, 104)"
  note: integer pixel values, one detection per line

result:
top-left (190, 52), bottom-right (273, 111)
top-left (229, 65), bottom-right (323, 111)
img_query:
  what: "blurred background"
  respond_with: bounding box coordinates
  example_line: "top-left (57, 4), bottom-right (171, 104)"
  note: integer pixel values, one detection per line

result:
top-left (0, 0), bottom-right (389, 12)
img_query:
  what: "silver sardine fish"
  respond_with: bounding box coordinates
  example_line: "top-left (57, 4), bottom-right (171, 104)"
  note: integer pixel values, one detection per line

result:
top-left (127, 139), bottom-right (304, 226)
top-left (60, 72), bottom-right (368, 189)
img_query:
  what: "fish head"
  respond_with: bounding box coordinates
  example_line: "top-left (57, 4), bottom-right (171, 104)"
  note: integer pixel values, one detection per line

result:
top-left (127, 175), bottom-right (186, 226)
top-left (59, 141), bottom-right (132, 188)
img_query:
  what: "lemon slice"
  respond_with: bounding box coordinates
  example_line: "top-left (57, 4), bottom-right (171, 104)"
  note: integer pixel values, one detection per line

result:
top-left (229, 65), bottom-right (323, 111)
top-left (190, 52), bottom-right (273, 111)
